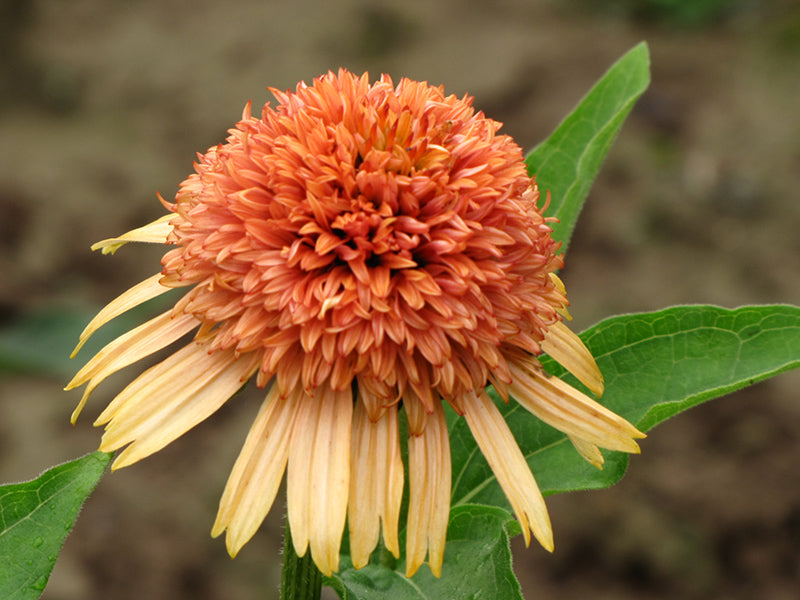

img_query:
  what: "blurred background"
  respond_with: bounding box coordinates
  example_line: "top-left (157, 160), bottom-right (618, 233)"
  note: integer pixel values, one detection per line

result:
top-left (1, 0), bottom-right (799, 598)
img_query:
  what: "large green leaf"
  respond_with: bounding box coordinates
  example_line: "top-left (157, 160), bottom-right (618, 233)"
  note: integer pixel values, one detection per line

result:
top-left (325, 505), bottom-right (522, 600)
top-left (327, 304), bottom-right (800, 599)
top-left (526, 42), bottom-right (650, 251)
top-left (0, 452), bottom-right (111, 600)
top-left (451, 304), bottom-right (800, 508)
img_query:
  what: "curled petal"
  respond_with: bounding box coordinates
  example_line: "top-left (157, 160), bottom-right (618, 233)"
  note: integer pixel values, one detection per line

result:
top-left (91, 214), bottom-right (173, 255)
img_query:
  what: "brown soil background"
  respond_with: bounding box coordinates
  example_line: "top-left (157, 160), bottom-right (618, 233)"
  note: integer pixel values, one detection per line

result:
top-left (1, 1), bottom-right (799, 598)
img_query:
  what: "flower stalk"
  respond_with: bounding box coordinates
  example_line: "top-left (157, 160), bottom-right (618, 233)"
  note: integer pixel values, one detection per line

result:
top-left (281, 520), bottom-right (322, 600)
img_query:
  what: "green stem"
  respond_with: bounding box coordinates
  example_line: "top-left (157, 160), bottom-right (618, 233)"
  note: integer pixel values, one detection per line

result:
top-left (281, 520), bottom-right (322, 600)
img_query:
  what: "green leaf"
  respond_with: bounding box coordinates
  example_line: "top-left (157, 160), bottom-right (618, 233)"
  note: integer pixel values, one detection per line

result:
top-left (331, 304), bottom-right (800, 599)
top-left (325, 505), bottom-right (521, 600)
top-left (451, 304), bottom-right (800, 508)
top-left (526, 42), bottom-right (650, 251)
top-left (0, 452), bottom-right (111, 600)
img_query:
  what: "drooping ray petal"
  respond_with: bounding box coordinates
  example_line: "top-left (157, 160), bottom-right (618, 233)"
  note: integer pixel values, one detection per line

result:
top-left (463, 390), bottom-right (553, 550)
top-left (287, 386), bottom-right (352, 576)
top-left (95, 342), bottom-right (258, 469)
top-left (405, 400), bottom-right (450, 577)
top-left (93, 339), bottom-right (231, 429)
top-left (349, 399), bottom-right (403, 568)
top-left (212, 385), bottom-right (304, 555)
top-left (540, 320), bottom-right (604, 396)
top-left (67, 310), bottom-right (197, 391)
top-left (508, 356), bottom-right (645, 454)
top-left (71, 273), bottom-right (174, 357)
top-left (67, 311), bottom-right (199, 424)
top-left (91, 213), bottom-right (174, 255)
top-left (106, 350), bottom-right (258, 469)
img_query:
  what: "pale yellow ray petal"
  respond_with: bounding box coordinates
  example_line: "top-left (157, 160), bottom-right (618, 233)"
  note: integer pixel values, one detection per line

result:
top-left (96, 339), bottom-right (237, 434)
top-left (213, 386), bottom-right (302, 556)
top-left (540, 321), bottom-right (604, 396)
top-left (287, 386), bottom-right (353, 576)
top-left (348, 400), bottom-right (403, 568)
top-left (508, 357), bottom-right (645, 455)
top-left (348, 399), bottom-right (380, 569)
top-left (71, 274), bottom-right (172, 358)
top-left (380, 407), bottom-right (403, 559)
top-left (67, 311), bottom-right (199, 424)
top-left (309, 386), bottom-right (352, 576)
top-left (463, 391), bottom-right (553, 551)
top-left (568, 435), bottom-right (605, 469)
top-left (108, 351), bottom-right (260, 470)
top-left (404, 431), bottom-right (429, 578)
top-left (405, 400), bottom-right (450, 578)
top-left (91, 214), bottom-right (173, 255)
top-left (287, 392), bottom-right (314, 559)
top-left (67, 310), bottom-right (197, 391)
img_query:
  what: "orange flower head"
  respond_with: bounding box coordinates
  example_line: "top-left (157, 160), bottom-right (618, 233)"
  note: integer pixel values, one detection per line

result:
top-left (67, 69), bottom-right (644, 577)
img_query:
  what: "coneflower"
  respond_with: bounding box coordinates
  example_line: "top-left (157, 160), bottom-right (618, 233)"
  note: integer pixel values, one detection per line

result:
top-left (67, 69), bottom-right (644, 577)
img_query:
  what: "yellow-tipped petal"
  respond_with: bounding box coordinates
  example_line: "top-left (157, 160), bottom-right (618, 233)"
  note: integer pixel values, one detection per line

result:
top-left (213, 386), bottom-right (302, 556)
top-left (463, 391), bottom-right (553, 551)
top-left (349, 400), bottom-right (403, 568)
top-left (508, 357), bottom-right (645, 455)
top-left (549, 273), bottom-right (572, 320)
top-left (540, 321), bottom-right (604, 396)
top-left (91, 214), bottom-right (173, 255)
top-left (287, 386), bottom-right (352, 576)
top-left (405, 400), bottom-right (450, 578)
top-left (71, 274), bottom-right (171, 358)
